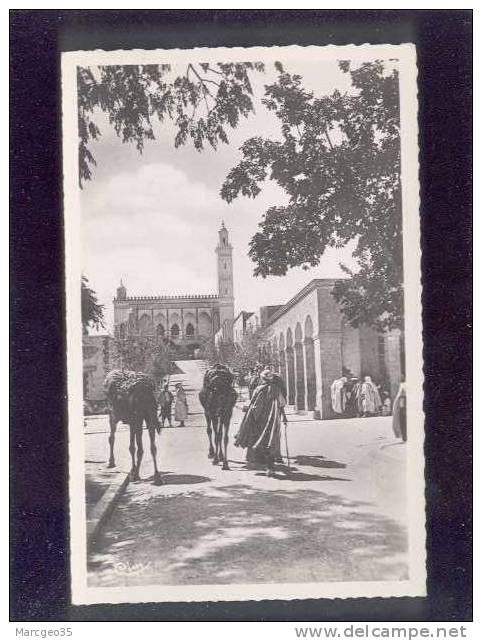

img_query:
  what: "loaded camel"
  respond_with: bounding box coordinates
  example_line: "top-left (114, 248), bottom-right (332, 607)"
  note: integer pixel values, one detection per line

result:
top-left (104, 370), bottom-right (163, 485)
top-left (199, 364), bottom-right (237, 470)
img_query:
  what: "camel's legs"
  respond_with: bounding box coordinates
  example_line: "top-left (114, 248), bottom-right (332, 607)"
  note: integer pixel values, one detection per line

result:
top-left (133, 422), bottom-right (144, 481)
top-left (217, 427), bottom-right (225, 463)
top-left (148, 427), bottom-right (162, 485)
top-left (205, 413), bottom-right (215, 458)
top-left (221, 418), bottom-right (230, 470)
top-left (212, 416), bottom-right (221, 465)
top-left (128, 424), bottom-right (137, 480)
top-left (108, 413), bottom-right (117, 468)
top-left (217, 422), bottom-right (224, 463)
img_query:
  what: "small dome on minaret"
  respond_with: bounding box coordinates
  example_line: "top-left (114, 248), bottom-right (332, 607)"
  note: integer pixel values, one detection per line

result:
top-left (218, 221), bottom-right (230, 248)
top-left (116, 279), bottom-right (127, 301)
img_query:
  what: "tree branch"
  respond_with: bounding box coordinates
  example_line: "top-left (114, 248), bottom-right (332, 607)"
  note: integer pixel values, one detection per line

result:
top-left (187, 63), bottom-right (220, 97)
top-left (200, 77), bottom-right (221, 88)
top-left (324, 125), bottom-right (334, 150)
top-left (206, 65), bottom-right (223, 76)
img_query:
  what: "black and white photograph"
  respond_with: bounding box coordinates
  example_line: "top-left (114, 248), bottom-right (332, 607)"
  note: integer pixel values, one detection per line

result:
top-left (62, 43), bottom-right (425, 604)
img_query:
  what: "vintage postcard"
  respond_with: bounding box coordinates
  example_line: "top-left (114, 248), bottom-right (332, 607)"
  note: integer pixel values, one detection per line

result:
top-left (62, 43), bottom-right (425, 604)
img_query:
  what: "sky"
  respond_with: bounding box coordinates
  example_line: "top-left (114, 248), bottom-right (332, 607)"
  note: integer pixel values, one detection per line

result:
top-left (80, 57), bottom-right (360, 332)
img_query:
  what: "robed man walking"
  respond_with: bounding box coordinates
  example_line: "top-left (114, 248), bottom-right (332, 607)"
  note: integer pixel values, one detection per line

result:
top-left (235, 367), bottom-right (288, 476)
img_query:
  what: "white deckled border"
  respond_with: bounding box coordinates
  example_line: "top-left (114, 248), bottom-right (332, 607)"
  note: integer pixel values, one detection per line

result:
top-left (62, 43), bottom-right (425, 605)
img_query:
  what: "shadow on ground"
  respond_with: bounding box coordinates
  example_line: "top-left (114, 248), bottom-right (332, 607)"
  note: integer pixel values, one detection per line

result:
top-left (85, 477), bottom-right (109, 508)
top-left (160, 473), bottom-right (211, 485)
top-left (85, 463), bottom-right (125, 511)
top-left (88, 482), bottom-right (408, 587)
top-left (294, 455), bottom-right (347, 469)
top-left (255, 470), bottom-right (350, 482)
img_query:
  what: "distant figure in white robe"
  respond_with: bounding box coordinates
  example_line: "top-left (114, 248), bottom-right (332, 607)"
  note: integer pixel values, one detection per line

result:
top-left (360, 376), bottom-right (382, 416)
top-left (331, 376), bottom-right (347, 415)
top-left (174, 382), bottom-right (188, 426)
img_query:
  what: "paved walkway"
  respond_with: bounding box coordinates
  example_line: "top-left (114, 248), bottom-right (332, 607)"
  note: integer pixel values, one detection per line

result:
top-left (86, 360), bottom-right (407, 587)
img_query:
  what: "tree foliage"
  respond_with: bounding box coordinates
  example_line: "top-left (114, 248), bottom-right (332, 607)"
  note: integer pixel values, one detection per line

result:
top-left (78, 62), bottom-right (265, 186)
top-left (206, 327), bottom-right (275, 374)
top-left (221, 61), bottom-right (403, 331)
top-left (81, 275), bottom-right (105, 334)
top-left (200, 337), bottom-right (220, 366)
top-left (231, 327), bottom-right (275, 373)
top-left (112, 334), bottom-right (177, 385)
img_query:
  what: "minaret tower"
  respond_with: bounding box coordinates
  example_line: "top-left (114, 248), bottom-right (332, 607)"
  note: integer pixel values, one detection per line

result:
top-left (116, 279), bottom-right (127, 301)
top-left (215, 221), bottom-right (234, 337)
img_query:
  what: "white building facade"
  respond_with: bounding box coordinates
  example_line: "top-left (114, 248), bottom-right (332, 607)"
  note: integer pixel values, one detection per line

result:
top-left (262, 279), bottom-right (404, 419)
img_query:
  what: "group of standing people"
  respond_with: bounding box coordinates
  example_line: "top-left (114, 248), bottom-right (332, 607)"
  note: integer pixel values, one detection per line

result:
top-left (157, 381), bottom-right (189, 427)
top-left (331, 374), bottom-right (407, 441)
top-left (331, 375), bottom-right (390, 418)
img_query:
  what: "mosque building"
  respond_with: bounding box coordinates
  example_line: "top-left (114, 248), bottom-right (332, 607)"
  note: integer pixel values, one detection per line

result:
top-left (113, 222), bottom-right (235, 354)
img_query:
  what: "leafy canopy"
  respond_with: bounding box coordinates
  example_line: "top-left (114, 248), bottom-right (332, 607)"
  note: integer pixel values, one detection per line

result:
top-left (112, 334), bottom-right (177, 384)
top-left (221, 61), bottom-right (403, 331)
top-left (78, 59), bottom-right (404, 332)
top-left (78, 62), bottom-right (265, 186)
top-left (81, 275), bottom-right (105, 334)
top-left (206, 326), bottom-right (276, 374)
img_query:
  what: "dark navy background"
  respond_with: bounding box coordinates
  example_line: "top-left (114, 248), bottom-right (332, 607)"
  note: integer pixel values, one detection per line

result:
top-left (10, 9), bottom-right (472, 622)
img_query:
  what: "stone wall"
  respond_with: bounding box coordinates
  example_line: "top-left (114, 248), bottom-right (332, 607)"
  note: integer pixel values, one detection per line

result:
top-left (384, 330), bottom-right (404, 398)
top-left (359, 325), bottom-right (382, 380)
top-left (82, 335), bottom-right (113, 405)
top-left (342, 322), bottom-right (361, 377)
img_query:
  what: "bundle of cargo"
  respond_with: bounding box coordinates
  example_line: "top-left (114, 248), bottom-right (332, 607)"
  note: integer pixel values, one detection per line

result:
top-left (202, 363), bottom-right (234, 391)
top-left (104, 369), bottom-right (156, 399)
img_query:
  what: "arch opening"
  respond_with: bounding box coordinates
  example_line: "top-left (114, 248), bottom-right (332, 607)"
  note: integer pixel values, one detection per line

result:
top-left (294, 341), bottom-right (306, 410)
top-left (198, 311), bottom-right (212, 336)
top-left (304, 337), bottom-right (317, 411)
top-left (286, 346), bottom-right (296, 405)
top-left (138, 313), bottom-right (151, 335)
top-left (156, 323), bottom-right (165, 337)
top-left (304, 315), bottom-right (314, 339)
top-left (279, 349), bottom-right (287, 384)
top-left (185, 322), bottom-right (195, 337)
top-left (171, 323), bottom-right (180, 338)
